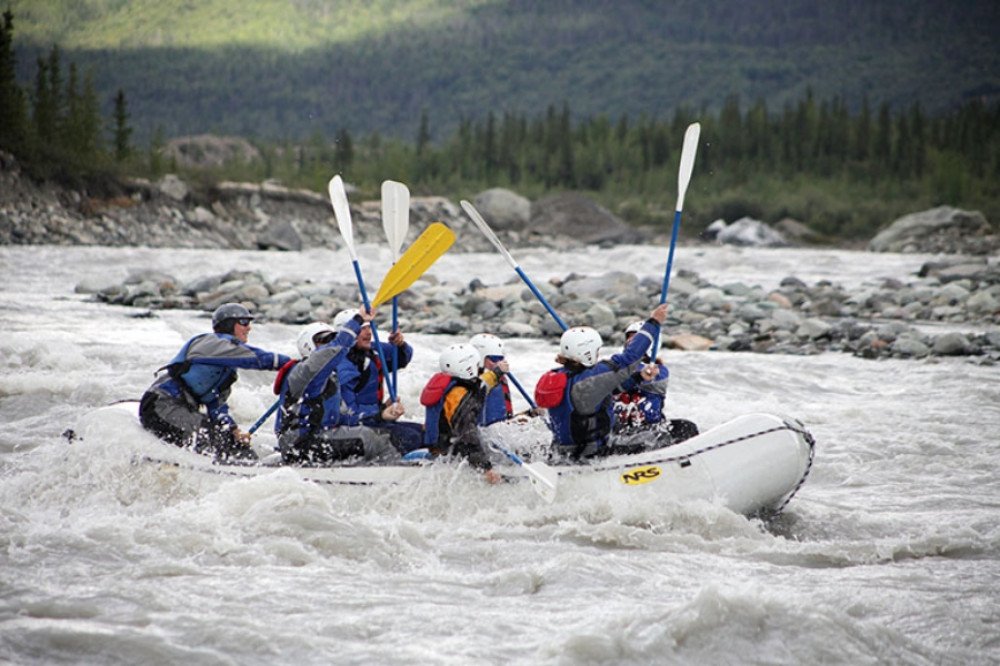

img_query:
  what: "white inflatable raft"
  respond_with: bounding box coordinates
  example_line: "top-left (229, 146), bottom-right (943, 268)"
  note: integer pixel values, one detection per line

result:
top-left (74, 402), bottom-right (815, 516)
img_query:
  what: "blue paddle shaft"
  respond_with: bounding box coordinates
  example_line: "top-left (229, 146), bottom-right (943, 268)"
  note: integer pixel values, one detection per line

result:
top-left (515, 266), bottom-right (568, 331)
top-left (507, 371), bottom-right (537, 410)
top-left (660, 209), bottom-right (683, 303)
top-left (653, 209), bottom-right (683, 353)
top-left (248, 399), bottom-right (280, 434)
top-left (391, 296), bottom-right (399, 396)
top-left (352, 259), bottom-right (397, 403)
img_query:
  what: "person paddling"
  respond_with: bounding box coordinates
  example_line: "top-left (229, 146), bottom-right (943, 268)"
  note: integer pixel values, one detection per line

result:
top-left (534, 303), bottom-right (675, 461)
top-left (332, 308), bottom-right (424, 454)
top-left (139, 303), bottom-right (291, 462)
top-left (613, 320), bottom-right (698, 444)
top-left (274, 306), bottom-right (399, 465)
top-left (420, 343), bottom-right (503, 483)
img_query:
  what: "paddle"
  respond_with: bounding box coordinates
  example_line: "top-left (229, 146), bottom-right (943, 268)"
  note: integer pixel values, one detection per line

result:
top-left (247, 400), bottom-right (279, 435)
top-left (245, 224), bottom-right (454, 435)
top-left (371, 222), bottom-right (455, 308)
top-left (491, 443), bottom-right (558, 503)
top-left (328, 174), bottom-right (397, 402)
top-left (652, 122), bottom-right (701, 353)
top-left (461, 200), bottom-right (569, 332)
top-left (381, 180), bottom-right (410, 397)
top-left (506, 371), bottom-right (538, 411)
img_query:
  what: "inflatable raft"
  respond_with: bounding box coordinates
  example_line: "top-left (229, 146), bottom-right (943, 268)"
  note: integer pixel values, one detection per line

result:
top-left (74, 402), bottom-right (815, 516)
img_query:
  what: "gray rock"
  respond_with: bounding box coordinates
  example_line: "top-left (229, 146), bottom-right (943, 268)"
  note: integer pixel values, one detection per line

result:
top-left (473, 188), bottom-right (531, 231)
top-left (715, 217), bottom-right (788, 247)
top-left (256, 218), bottom-right (303, 252)
top-left (868, 206), bottom-right (994, 254)
top-left (561, 271), bottom-right (638, 301)
top-left (156, 174), bottom-right (189, 202)
top-left (892, 337), bottom-right (931, 358)
top-left (932, 332), bottom-right (971, 356)
top-left (531, 192), bottom-right (645, 246)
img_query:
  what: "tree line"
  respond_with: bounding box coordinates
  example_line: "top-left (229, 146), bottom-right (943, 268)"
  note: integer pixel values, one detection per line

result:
top-left (3, 8), bottom-right (998, 240)
top-left (0, 10), bottom-right (132, 182)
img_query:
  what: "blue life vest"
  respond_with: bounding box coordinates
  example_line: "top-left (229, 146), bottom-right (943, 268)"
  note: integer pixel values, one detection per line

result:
top-left (538, 366), bottom-right (613, 452)
top-left (478, 377), bottom-right (512, 426)
top-left (166, 334), bottom-right (237, 405)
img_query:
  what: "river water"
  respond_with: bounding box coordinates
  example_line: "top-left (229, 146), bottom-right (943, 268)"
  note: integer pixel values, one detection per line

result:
top-left (1, 243), bottom-right (997, 665)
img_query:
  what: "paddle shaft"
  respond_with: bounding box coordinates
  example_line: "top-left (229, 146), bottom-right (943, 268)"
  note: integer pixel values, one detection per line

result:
top-left (350, 260), bottom-right (397, 403)
top-left (516, 267), bottom-right (568, 331)
top-left (461, 200), bottom-right (568, 331)
top-left (652, 122), bottom-right (701, 352)
top-left (506, 371), bottom-right (538, 410)
top-left (248, 398), bottom-right (279, 435)
top-left (330, 175), bottom-right (397, 403)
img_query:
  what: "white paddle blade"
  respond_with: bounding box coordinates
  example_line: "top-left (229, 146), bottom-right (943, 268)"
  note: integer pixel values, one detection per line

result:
top-left (675, 122), bottom-right (701, 212)
top-left (389, 181), bottom-right (410, 261)
top-left (523, 462), bottom-right (558, 503)
top-left (460, 200), bottom-right (519, 269)
top-left (329, 175), bottom-right (357, 257)
top-left (380, 180), bottom-right (408, 261)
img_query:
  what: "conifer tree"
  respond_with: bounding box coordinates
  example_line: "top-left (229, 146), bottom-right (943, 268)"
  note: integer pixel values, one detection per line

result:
top-left (0, 10), bottom-right (28, 155)
top-left (113, 89), bottom-right (132, 162)
top-left (334, 128), bottom-right (353, 171)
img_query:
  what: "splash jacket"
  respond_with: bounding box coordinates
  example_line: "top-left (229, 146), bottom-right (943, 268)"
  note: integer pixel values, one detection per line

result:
top-left (276, 318), bottom-right (361, 437)
top-left (337, 338), bottom-right (413, 425)
top-left (614, 363), bottom-right (669, 432)
top-left (145, 332), bottom-right (290, 429)
top-left (535, 317), bottom-right (659, 458)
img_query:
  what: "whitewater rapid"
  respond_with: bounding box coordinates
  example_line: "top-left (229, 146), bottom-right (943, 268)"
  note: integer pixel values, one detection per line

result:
top-left (1, 244), bottom-right (997, 665)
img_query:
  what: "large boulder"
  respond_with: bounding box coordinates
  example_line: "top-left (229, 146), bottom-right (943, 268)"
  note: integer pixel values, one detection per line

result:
top-left (472, 188), bottom-right (530, 231)
top-left (531, 192), bottom-right (646, 245)
top-left (868, 206), bottom-right (996, 254)
top-left (164, 135), bottom-right (262, 169)
top-left (712, 217), bottom-right (788, 247)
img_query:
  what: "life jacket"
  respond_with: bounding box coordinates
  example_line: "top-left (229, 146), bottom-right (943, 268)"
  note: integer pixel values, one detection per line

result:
top-left (162, 334), bottom-right (237, 405)
top-left (479, 376), bottom-right (513, 426)
top-left (273, 359), bottom-right (298, 395)
top-left (271, 359), bottom-right (298, 435)
top-left (535, 370), bottom-right (567, 408)
top-left (539, 366), bottom-right (612, 453)
top-left (345, 347), bottom-right (385, 413)
top-left (421, 372), bottom-right (457, 446)
top-left (278, 359), bottom-right (343, 437)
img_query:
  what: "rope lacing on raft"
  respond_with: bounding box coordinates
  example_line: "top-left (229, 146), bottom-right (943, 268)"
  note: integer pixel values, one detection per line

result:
top-left (580, 420), bottom-right (817, 514)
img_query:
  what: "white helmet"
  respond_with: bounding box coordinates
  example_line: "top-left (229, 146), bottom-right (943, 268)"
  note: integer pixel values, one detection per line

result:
top-left (439, 343), bottom-right (481, 380)
top-left (297, 322), bottom-right (335, 358)
top-left (624, 321), bottom-right (643, 337)
top-left (332, 309), bottom-right (359, 329)
top-left (560, 326), bottom-right (602, 367)
top-left (469, 333), bottom-right (504, 366)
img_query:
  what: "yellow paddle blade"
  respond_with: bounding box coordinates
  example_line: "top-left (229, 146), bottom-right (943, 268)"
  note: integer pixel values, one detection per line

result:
top-left (372, 222), bottom-right (455, 308)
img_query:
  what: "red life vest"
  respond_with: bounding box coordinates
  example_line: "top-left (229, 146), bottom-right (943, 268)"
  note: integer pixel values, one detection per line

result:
top-left (534, 370), bottom-right (568, 408)
top-left (273, 359), bottom-right (299, 395)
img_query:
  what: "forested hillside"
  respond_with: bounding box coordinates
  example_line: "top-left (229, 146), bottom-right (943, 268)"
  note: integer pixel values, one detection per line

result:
top-left (9, 0), bottom-right (1000, 143)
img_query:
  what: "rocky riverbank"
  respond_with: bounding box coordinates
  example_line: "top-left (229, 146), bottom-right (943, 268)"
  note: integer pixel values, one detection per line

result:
top-left (3, 152), bottom-right (998, 362)
top-left (77, 253), bottom-right (1000, 363)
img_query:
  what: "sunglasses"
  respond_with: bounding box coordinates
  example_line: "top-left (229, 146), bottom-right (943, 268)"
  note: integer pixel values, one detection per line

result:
top-left (486, 355), bottom-right (505, 363)
top-left (236, 318), bottom-right (253, 326)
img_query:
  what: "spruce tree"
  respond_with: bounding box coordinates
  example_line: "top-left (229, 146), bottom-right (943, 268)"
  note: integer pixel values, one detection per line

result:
top-left (113, 89), bottom-right (132, 162)
top-left (0, 10), bottom-right (28, 155)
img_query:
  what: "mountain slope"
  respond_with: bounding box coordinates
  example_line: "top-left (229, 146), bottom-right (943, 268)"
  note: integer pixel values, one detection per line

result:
top-left (9, 0), bottom-right (1000, 142)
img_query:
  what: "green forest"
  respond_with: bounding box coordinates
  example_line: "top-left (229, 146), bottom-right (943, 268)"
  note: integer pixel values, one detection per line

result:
top-left (2, 3), bottom-right (1000, 241)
